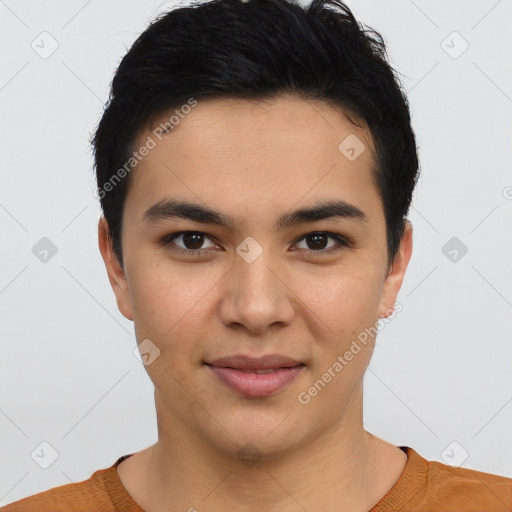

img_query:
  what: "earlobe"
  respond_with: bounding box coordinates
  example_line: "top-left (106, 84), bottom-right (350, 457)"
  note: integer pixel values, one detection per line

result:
top-left (378, 220), bottom-right (413, 319)
top-left (379, 305), bottom-right (394, 319)
top-left (97, 216), bottom-right (134, 321)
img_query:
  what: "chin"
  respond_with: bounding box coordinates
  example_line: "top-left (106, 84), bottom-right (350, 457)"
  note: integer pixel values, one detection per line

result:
top-left (199, 407), bottom-right (307, 463)
top-left (214, 432), bottom-right (300, 465)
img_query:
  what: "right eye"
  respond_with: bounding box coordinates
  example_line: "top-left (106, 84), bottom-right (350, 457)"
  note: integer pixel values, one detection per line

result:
top-left (160, 231), bottom-right (221, 255)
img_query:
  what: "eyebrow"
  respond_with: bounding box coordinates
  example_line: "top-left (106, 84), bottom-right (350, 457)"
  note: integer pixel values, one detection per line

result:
top-left (142, 198), bottom-right (368, 229)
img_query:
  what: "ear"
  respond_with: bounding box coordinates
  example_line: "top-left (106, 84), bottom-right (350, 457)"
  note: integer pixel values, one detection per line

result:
top-left (378, 220), bottom-right (413, 318)
top-left (97, 215), bottom-right (134, 321)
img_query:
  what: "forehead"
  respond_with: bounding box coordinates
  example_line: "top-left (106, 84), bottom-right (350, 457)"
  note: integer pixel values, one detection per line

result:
top-left (125, 94), bottom-right (382, 227)
top-left (145, 94), bottom-right (374, 154)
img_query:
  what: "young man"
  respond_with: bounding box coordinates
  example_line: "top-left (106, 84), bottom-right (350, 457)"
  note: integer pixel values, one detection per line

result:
top-left (2, 0), bottom-right (510, 510)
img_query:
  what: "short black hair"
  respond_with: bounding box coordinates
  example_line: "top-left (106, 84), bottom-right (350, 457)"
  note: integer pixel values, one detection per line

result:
top-left (91, 0), bottom-right (419, 270)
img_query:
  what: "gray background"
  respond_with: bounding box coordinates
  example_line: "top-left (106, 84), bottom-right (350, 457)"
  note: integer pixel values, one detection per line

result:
top-left (1, 0), bottom-right (511, 505)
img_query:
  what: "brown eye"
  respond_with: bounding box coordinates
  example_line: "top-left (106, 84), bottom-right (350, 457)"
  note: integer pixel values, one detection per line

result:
top-left (293, 232), bottom-right (349, 256)
top-left (160, 230), bottom-right (350, 258)
top-left (180, 232), bottom-right (206, 250)
top-left (305, 233), bottom-right (330, 250)
top-left (162, 231), bottom-right (218, 254)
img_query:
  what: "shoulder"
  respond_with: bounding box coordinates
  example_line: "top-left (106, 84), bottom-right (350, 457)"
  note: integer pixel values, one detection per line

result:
top-left (374, 446), bottom-right (512, 511)
top-left (426, 456), bottom-right (512, 508)
top-left (0, 462), bottom-right (125, 512)
top-left (405, 446), bottom-right (512, 511)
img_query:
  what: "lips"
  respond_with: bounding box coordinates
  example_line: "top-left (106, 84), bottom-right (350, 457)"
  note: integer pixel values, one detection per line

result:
top-left (205, 354), bottom-right (304, 371)
top-left (204, 354), bottom-right (306, 397)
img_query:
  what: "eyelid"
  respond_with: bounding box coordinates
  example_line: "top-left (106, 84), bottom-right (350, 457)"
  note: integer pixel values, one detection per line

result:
top-left (161, 231), bottom-right (221, 253)
top-left (161, 230), bottom-right (351, 255)
top-left (291, 231), bottom-right (351, 248)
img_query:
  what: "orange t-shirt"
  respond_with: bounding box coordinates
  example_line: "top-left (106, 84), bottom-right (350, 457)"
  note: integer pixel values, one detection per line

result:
top-left (1, 446), bottom-right (511, 511)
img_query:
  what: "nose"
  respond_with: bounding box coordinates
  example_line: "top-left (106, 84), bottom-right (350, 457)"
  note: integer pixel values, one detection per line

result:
top-left (219, 246), bottom-right (295, 335)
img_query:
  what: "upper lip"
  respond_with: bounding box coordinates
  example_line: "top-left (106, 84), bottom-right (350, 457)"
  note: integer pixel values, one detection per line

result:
top-left (205, 354), bottom-right (305, 371)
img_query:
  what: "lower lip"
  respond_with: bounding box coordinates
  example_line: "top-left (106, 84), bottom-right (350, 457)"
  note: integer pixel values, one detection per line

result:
top-left (206, 364), bottom-right (305, 398)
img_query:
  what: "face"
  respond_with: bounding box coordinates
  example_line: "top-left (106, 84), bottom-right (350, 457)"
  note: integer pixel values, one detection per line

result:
top-left (99, 94), bottom-right (412, 461)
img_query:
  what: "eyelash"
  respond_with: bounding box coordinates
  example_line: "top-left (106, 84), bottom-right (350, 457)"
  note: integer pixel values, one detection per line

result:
top-left (160, 231), bottom-right (351, 257)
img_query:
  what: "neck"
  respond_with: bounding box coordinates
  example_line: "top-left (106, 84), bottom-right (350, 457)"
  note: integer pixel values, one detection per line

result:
top-left (126, 385), bottom-right (406, 512)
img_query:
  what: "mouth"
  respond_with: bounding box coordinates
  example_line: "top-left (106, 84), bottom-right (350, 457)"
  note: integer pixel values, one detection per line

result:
top-left (203, 355), bottom-right (306, 398)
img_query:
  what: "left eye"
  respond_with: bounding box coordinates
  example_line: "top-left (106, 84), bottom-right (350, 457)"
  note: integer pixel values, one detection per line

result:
top-left (161, 231), bottom-right (349, 255)
top-left (294, 232), bottom-right (348, 253)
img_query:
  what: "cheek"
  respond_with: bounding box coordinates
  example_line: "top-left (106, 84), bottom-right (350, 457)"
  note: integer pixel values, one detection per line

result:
top-left (127, 256), bottom-right (221, 355)
top-left (295, 265), bottom-right (383, 336)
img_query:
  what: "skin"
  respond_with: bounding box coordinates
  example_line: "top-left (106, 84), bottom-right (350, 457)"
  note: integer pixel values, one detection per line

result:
top-left (98, 93), bottom-right (413, 512)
